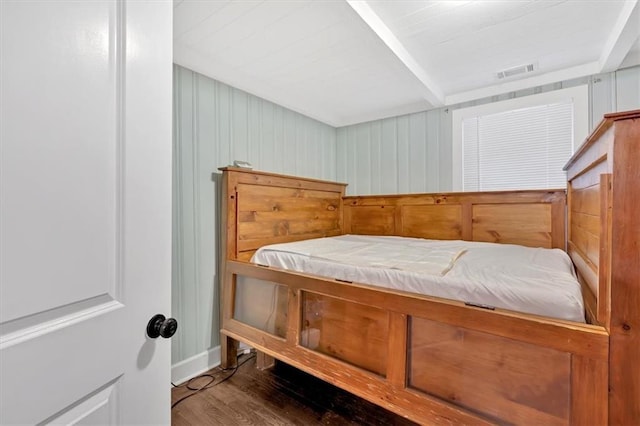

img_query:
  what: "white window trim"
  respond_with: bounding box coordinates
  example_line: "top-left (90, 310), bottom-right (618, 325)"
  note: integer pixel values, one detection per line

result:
top-left (451, 85), bottom-right (589, 191)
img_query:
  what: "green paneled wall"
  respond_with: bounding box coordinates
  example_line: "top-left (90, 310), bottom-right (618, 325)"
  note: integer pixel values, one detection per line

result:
top-left (172, 65), bottom-right (337, 368)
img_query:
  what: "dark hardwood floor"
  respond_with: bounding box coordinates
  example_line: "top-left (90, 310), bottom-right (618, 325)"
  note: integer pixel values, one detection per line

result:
top-left (171, 352), bottom-right (418, 425)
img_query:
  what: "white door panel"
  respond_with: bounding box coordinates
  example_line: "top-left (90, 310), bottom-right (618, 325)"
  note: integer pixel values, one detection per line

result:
top-left (1, 1), bottom-right (117, 322)
top-left (0, 1), bottom-right (172, 424)
top-left (1, 306), bottom-right (125, 424)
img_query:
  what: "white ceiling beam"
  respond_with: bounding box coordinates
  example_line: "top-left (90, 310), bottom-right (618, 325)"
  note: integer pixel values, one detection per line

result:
top-left (445, 62), bottom-right (601, 106)
top-left (346, 0), bottom-right (445, 106)
top-left (599, 0), bottom-right (640, 72)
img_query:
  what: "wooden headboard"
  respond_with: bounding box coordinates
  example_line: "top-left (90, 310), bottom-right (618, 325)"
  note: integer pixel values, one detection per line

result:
top-left (343, 190), bottom-right (566, 249)
top-left (221, 168), bottom-right (566, 258)
top-left (220, 167), bottom-right (347, 261)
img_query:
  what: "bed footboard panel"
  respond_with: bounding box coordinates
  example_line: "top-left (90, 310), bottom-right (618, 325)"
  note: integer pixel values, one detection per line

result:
top-left (222, 261), bottom-right (609, 425)
top-left (409, 318), bottom-right (571, 424)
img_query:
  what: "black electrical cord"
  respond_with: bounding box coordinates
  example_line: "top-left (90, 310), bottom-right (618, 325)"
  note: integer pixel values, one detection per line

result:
top-left (171, 352), bottom-right (256, 409)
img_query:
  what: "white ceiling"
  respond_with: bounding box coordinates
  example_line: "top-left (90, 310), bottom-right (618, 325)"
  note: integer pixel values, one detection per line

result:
top-left (174, 0), bottom-right (640, 127)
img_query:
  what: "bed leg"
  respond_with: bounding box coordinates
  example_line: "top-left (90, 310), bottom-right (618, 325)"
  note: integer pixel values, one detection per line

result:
top-left (220, 335), bottom-right (239, 369)
top-left (256, 351), bottom-right (275, 370)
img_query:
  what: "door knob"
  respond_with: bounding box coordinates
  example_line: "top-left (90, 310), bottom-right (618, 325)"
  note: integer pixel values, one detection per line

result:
top-left (146, 314), bottom-right (178, 339)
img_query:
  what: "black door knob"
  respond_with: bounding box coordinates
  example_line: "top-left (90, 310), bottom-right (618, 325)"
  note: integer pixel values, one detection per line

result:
top-left (147, 314), bottom-right (178, 339)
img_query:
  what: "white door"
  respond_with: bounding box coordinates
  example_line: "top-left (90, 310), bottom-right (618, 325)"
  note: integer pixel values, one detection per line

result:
top-left (0, 1), bottom-right (173, 424)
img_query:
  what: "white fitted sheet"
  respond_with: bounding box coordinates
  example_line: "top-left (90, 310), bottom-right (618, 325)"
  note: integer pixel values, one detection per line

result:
top-left (251, 235), bottom-right (585, 323)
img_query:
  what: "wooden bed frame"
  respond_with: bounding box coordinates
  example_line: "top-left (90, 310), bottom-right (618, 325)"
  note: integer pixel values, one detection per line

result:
top-left (218, 110), bottom-right (639, 425)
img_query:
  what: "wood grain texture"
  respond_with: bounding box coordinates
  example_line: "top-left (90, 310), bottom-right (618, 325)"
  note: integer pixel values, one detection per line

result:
top-left (565, 126), bottom-right (612, 181)
top-left (301, 292), bottom-right (389, 376)
top-left (237, 183), bottom-right (342, 250)
top-left (227, 262), bottom-right (608, 360)
top-left (409, 318), bottom-right (571, 425)
top-left (401, 205), bottom-right (462, 240)
top-left (344, 190), bottom-right (566, 249)
top-left (221, 167), bottom-right (346, 260)
top-left (569, 243), bottom-right (598, 295)
top-left (473, 203), bottom-right (553, 248)
top-left (387, 313), bottom-right (408, 388)
top-left (564, 109), bottom-right (640, 425)
top-left (608, 115), bottom-right (640, 425)
top-left (571, 355), bottom-right (608, 425)
top-left (566, 153), bottom-right (605, 325)
top-left (571, 183), bottom-right (601, 259)
top-left (598, 174), bottom-right (612, 328)
top-left (256, 351), bottom-right (275, 371)
top-left (346, 206), bottom-right (396, 235)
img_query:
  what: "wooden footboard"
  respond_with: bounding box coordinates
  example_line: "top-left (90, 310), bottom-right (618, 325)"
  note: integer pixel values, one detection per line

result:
top-left (221, 261), bottom-right (608, 425)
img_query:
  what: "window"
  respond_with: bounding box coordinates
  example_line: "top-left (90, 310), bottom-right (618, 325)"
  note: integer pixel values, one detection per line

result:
top-left (452, 85), bottom-right (588, 191)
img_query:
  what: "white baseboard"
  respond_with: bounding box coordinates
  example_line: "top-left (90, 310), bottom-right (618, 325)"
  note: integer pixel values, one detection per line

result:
top-left (171, 342), bottom-right (251, 385)
top-left (171, 346), bottom-right (221, 385)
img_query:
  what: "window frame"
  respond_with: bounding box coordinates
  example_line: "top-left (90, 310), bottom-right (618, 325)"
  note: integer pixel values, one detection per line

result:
top-left (451, 85), bottom-right (589, 191)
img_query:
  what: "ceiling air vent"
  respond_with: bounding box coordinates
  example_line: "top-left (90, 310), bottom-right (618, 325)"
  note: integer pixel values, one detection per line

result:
top-left (497, 63), bottom-right (535, 79)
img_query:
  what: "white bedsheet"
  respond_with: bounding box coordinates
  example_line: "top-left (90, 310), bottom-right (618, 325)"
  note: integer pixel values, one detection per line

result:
top-left (251, 235), bottom-right (585, 322)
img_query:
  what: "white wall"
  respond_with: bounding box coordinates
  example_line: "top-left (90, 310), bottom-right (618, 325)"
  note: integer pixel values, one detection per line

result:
top-left (171, 65), bottom-right (337, 380)
top-left (337, 66), bottom-right (640, 195)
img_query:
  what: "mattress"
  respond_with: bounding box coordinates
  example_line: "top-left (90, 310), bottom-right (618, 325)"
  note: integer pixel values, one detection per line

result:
top-left (251, 234), bottom-right (585, 323)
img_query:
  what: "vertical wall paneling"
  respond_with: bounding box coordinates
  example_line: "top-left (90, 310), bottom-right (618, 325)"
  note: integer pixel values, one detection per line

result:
top-left (274, 106), bottom-right (285, 173)
top-left (196, 74), bottom-right (217, 351)
top-left (174, 68), bottom-right (198, 361)
top-left (356, 124), bottom-right (372, 195)
top-left (426, 109), bottom-right (441, 191)
top-left (342, 126), bottom-right (354, 194)
top-left (232, 90), bottom-right (248, 162)
top-left (172, 65), bottom-right (337, 370)
top-left (397, 115), bottom-right (410, 194)
top-left (590, 72), bottom-right (617, 130)
top-left (408, 112), bottom-right (427, 193)
top-left (380, 118), bottom-right (398, 193)
top-left (336, 127), bottom-right (348, 189)
top-left (336, 66), bottom-right (639, 196)
top-left (370, 121), bottom-right (382, 194)
top-left (615, 66), bottom-right (640, 112)
top-left (283, 109), bottom-right (295, 176)
top-left (248, 95), bottom-right (261, 166)
top-left (438, 108), bottom-right (453, 190)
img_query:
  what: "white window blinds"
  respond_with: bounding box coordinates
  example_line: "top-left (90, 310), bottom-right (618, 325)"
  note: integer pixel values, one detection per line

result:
top-left (462, 102), bottom-right (574, 191)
